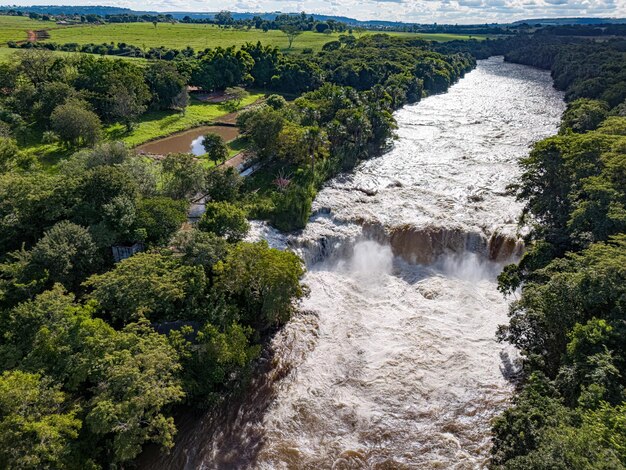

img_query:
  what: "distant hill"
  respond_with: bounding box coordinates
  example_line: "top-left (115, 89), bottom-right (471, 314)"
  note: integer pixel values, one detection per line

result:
top-left (2, 6), bottom-right (625, 27)
top-left (510, 17), bottom-right (626, 25)
top-left (0, 5), bottom-right (157, 16)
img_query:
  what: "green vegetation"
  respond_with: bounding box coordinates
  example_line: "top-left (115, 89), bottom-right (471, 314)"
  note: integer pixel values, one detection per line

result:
top-left (0, 14), bottom-right (485, 64)
top-left (104, 93), bottom-right (261, 147)
top-left (3, 16), bottom-right (623, 468)
top-left (0, 15), bottom-right (56, 44)
top-left (237, 35), bottom-right (475, 230)
top-left (488, 34), bottom-right (626, 469)
top-left (34, 23), bottom-right (479, 53)
top-left (0, 139), bottom-right (305, 467)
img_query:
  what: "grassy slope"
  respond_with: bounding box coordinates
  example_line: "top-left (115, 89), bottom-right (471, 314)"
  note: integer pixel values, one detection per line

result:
top-left (106, 93), bottom-right (263, 147)
top-left (43, 23), bottom-right (485, 52)
top-left (0, 16), bottom-right (58, 44)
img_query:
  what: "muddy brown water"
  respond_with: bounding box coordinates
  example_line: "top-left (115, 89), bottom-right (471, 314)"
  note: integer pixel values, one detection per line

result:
top-left (135, 126), bottom-right (239, 156)
top-left (143, 57), bottom-right (566, 469)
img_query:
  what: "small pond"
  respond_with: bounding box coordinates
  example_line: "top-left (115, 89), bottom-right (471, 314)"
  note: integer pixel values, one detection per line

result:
top-left (135, 126), bottom-right (239, 156)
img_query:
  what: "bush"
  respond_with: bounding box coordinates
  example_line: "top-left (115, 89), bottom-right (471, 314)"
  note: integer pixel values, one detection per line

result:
top-left (271, 184), bottom-right (314, 232)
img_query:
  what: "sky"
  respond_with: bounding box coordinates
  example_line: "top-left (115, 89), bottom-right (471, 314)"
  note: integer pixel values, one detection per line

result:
top-left (6, 0), bottom-right (626, 23)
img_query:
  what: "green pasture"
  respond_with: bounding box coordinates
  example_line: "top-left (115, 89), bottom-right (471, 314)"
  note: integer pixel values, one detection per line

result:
top-left (0, 16), bottom-right (59, 44)
top-left (0, 16), bottom-right (486, 58)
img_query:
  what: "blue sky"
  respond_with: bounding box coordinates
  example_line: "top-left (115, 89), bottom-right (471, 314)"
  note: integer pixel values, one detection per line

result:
top-left (7, 0), bottom-right (626, 23)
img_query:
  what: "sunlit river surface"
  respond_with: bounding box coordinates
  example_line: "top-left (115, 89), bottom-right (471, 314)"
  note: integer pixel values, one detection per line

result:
top-left (144, 57), bottom-right (565, 469)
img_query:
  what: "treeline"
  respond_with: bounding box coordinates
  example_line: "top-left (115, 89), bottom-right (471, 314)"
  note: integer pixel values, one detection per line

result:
top-left (236, 35), bottom-right (474, 230)
top-left (0, 137), bottom-right (305, 467)
top-left (183, 11), bottom-right (351, 34)
top-left (535, 23), bottom-right (626, 36)
top-left (486, 35), bottom-right (626, 468)
top-left (7, 39), bottom-right (198, 60)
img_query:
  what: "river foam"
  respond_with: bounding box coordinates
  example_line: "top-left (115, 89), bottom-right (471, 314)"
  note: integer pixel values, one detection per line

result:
top-left (144, 57), bottom-right (565, 469)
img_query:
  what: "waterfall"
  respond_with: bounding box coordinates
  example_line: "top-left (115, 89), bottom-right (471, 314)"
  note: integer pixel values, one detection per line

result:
top-left (143, 56), bottom-right (566, 470)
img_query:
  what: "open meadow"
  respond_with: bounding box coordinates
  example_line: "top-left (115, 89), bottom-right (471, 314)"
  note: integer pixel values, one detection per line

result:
top-left (0, 15), bottom-right (487, 60)
top-left (0, 15), bottom-right (60, 43)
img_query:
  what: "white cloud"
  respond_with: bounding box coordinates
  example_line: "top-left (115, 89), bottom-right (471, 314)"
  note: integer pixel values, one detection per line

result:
top-left (7, 0), bottom-right (626, 23)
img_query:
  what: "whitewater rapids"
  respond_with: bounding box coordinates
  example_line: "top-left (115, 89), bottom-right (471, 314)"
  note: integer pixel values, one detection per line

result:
top-left (145, 56), bottom-right (565, 469)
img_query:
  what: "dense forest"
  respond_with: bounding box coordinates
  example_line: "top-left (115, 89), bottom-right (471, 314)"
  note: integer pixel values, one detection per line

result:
top-left (483, 34), bottom-right (626, 469)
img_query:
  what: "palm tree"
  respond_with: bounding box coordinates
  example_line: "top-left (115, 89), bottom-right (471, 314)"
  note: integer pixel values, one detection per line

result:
top-left (302, 126), bottom-right (325, 177)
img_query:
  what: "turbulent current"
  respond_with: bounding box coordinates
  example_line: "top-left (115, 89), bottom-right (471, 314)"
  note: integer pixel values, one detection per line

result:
top-left (145, 57), bottom-right (565, 469)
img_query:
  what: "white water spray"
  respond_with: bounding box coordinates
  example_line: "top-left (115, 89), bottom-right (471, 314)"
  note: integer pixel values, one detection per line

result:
top-left (144, 57), bottom-right (565, 470)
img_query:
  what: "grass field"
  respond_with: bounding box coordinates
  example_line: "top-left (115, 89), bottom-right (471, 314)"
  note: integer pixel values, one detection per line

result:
top-left (43, 23), bottom-right (486, 52)
top-left (0, 16), bottom-right (486, 58)
top-left (0, 16), bottom-right (60, 44)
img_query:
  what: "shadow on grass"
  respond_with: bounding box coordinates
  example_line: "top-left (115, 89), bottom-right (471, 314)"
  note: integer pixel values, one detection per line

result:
top-left (106, 126), bottom-right (129, 141)
top-left (158, 113), bottom-right (184, 129)
top-left (227, 136), bottom-right (249, 151)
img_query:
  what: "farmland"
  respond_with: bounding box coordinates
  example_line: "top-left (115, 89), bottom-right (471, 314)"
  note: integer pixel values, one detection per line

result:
top-left (0, 16), bottom-right (487, 60)
top-left (0, 15), bottom-right (59, 43)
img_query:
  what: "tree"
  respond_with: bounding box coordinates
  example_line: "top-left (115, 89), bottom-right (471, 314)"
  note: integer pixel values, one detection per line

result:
top-left (0, 371), bottom-right (81, 469)
top-left (29, 221), bottom-right (99, 291)
top-left (214, 241), bottom-right (305, 330)
top-left (266, 94), bottom-right (287, 110)
top-left (205, 166), bottom-right (242, 203)
top-left (160, 153), bottom-right (205, 200)
top-left (171, 321), bottom-right (259, 406)
top-left (0, 137), bottom-right (33, 173)
top-left (72, 165), bottom-right (139, 231)
top-left (34, 81), bottom-right (77, 124)
top-left (173, 229), bottom-right (228, 273)
top-left (315, 22), bottom-right (329, 33)
top-left (172, 88), bottom-right (189, 114)
top-left (0, 287), bottom-right (185, 465)
top-left (85, 252), bottom-right (206, 324)
top-left (73, 56), bottom-right (150, 123)
top-left (202, 133), bottom-right (229, 165)
top-left (198, 201), bottom-right (249, 242)
top-left (16, 49), bottom-right (64, 87)
top-left (50, 100), bottom-right (101, 148)
top-left (145, 61), bottom-right (187, 111)
top-left (560, 98), bottom-right (610, 134)
top-left (223, 86), bottom-right (249, 111)
top-left (322, 40), bottom-right (341, 52)
top-left (109, 84), bottom-right (147, 131)
top-left (136, 196), bottom-right (188, 246)
top-left (214, 10), bottom-right (233, 25)
top-left (85, 321), bottom-right (184, 463)
top-left (236, 106), bottom-right (284, 158)
top-left (280, 25), bottom-right (303, 50)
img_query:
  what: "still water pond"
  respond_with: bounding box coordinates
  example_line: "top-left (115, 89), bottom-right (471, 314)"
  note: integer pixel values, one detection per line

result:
top-left (135, 125), bottom-right (239, 156)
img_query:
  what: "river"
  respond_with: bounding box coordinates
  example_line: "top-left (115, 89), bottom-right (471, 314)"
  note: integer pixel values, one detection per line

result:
top-left (145, 57), bottom-right (565, 469)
